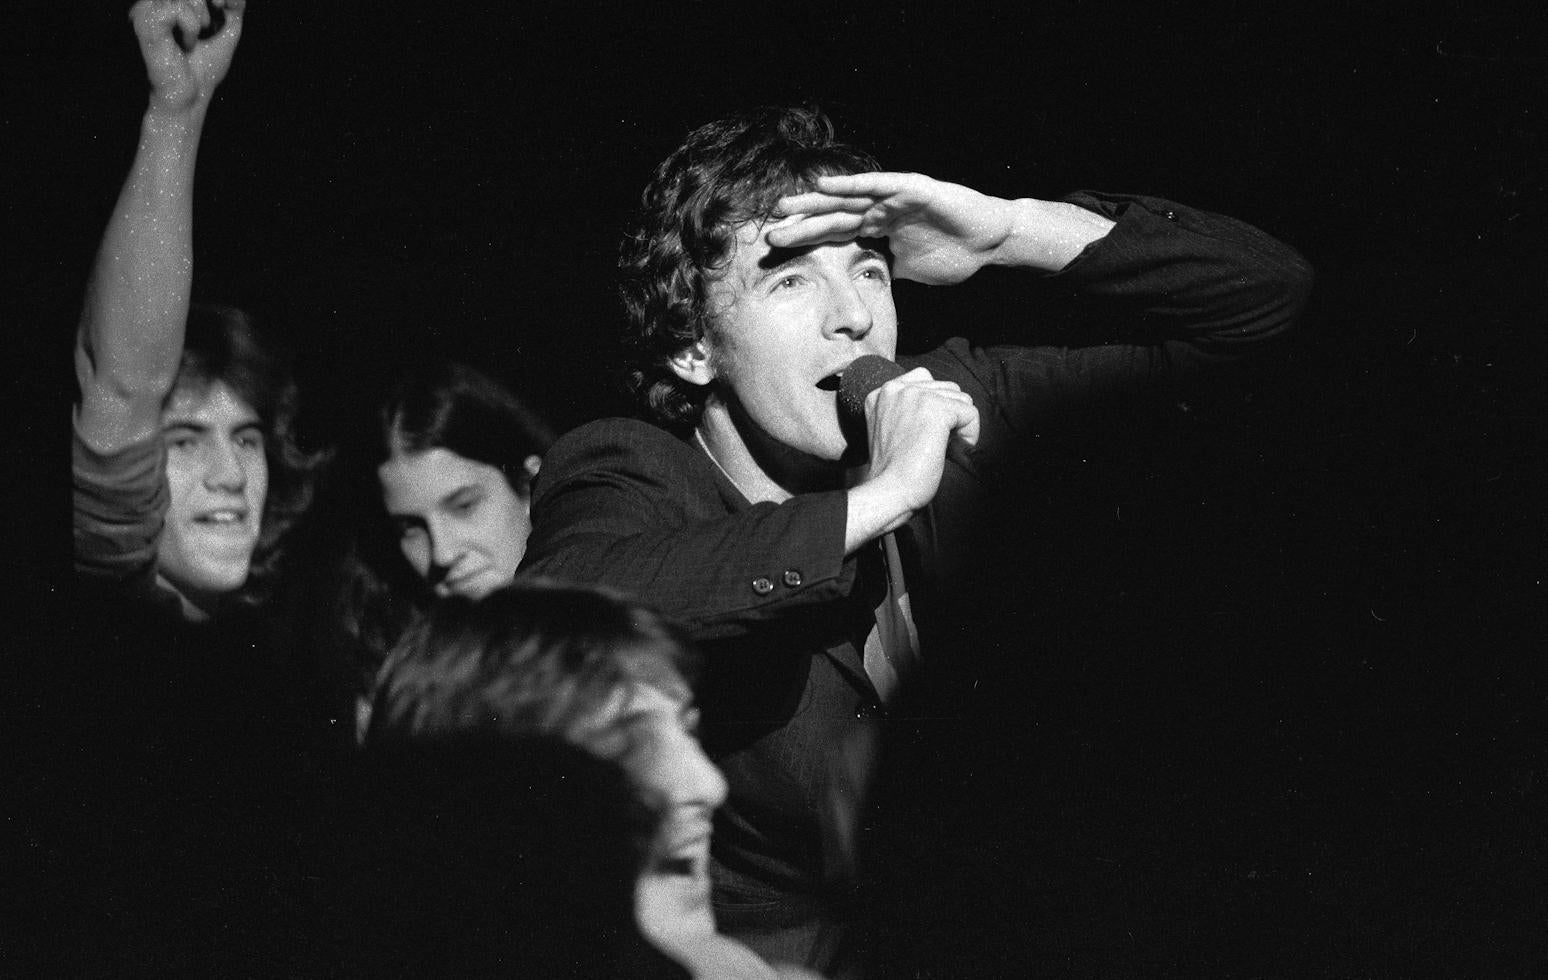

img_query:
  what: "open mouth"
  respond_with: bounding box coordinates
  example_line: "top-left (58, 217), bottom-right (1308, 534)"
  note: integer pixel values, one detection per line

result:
top-left (195, 510), bottom-right (247, 526)
top-left (815, 372), bottom-right (843, 391)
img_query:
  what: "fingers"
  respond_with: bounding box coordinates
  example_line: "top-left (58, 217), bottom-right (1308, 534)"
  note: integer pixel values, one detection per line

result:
top-left (807, 172), bottom-right (922, 198)
top-left (132, 1), bottom-right (244, 50)
top-left (196, 0), bottom-right (246, 64)
top-left (130, 0), bottom-right (210, 63)
top-left (771, 186), bottom-right (885, 247)
top-left (953, 399), bottom-right (981, 448)
top-left (130, 0), bottom-right (187, 44)
top-left (771, 173), bottom-right (935, 249)
top-left (868, 371), bottom-right (977, 423)
top-left (886, 375), bottom-right (980, 448)
top-left (776, 190), bottom-right (873, 217)
top-left (208, 0), bottom-right (247, 45)
top-left (861, 371), bottom-right (980, 512)
top-left (174, 0), bottom-right (212, 51)
top-left (766, 211), bottom-right (867, 249)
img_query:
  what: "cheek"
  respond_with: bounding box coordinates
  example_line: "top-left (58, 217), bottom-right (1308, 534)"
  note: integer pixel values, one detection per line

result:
top-left (492, 498), bottom-right (533, 555)
top-left (162, 457), bottom-right (199, 516)
top-left (247, 457), bottom-right (270, 509)
top-left (398, 536), bottom-right (429, 575)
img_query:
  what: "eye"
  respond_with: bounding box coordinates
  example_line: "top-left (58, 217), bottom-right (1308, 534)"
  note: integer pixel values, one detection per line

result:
top-left (858, 265), bottom-right (890, 284)
top-left (235, 430), bottom-right (264, 451)
top-left (773, 274), bottom-right (804, 291)
top-left (449, 495), bottom-right (482, 517)
top-left (164, 432), bottom-right (198, 452)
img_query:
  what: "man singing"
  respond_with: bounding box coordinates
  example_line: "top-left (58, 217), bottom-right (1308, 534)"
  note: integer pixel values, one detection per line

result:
top-left (520, 105), bottom-right (1313, 976)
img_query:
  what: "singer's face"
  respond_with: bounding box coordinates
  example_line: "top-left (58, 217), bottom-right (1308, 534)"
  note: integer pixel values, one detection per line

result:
top-left (701, 219), bottom-right (897, 462)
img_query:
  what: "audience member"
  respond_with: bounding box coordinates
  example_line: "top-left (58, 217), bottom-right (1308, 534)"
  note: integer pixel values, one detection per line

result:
top-left (330, 736), bottom-right (688, 978)
top-left (59, 5), bottom-right (336, 969)
top-left (368, 581), bottom-right (824, 978)
top-left (324, 358), bottom-right (555, 732)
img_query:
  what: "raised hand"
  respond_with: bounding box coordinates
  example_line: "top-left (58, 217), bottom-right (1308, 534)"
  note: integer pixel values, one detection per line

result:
top-left (770, 172), bottom-right (1017, 285)
top-left (131, 0), bottom-right (245, 113)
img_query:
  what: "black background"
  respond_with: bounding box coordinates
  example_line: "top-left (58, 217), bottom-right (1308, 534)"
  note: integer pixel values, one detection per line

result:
top-left (11, 2), bottom-right (1544, 975)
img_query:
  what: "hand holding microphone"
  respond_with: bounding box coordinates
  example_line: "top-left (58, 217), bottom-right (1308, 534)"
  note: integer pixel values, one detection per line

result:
top-left (838, 356), bottom-right (979, 549)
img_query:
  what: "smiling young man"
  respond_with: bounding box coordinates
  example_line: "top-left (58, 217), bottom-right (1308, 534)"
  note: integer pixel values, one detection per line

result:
top-left (73, 2), bottom-right (315, 622)
top-left (520, 106), bottom-right (1314, 975)
top-left (63, 10), bottom-right (335, 966)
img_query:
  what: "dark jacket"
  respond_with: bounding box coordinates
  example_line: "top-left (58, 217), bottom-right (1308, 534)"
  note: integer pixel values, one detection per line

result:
top-left (521, 192), bottom-right (1314, 934)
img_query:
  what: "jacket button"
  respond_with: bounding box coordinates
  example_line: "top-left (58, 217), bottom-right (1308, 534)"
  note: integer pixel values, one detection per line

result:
top-left (1163, 209), bottom-right (1178, 221)
top-left (782, 569), bottom-right (803, 588)
top-left (751, 577), bottom-right (775, 595)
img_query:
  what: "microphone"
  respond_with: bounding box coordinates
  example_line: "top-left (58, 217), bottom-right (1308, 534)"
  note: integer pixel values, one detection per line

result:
top-left (837, 354), bottom-right (906, 426)
top-left (836, 355), bottom-right (905, 464)
top-left (837, 354), bottom-right (976, 468)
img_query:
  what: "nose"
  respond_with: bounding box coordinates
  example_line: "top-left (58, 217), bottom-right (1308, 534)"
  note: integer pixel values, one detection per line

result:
top-left (203, 440), bottom-right (247, 492)
top-left (426, 518), bottom-right (466, 573)
top-left (823, 278), bottom-right (873, 340)
top-left (679, 739), bottom-right (729, 810)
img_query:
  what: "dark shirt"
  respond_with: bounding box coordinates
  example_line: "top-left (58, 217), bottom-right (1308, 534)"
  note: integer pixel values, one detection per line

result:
top-left (61, 421), bottom-right (346, 971)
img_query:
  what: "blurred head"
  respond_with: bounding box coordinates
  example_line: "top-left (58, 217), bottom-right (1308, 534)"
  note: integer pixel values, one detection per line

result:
top-left (619, 105), bottom-right (882, 430)
top-left (372, 360), bottom-right (554, 599)
top-left (368, 582), bottom-right (729, 953)
top-left (337, 737), bottom-right (688, 979)
top-left (156, 304), bottom-right (319, 617)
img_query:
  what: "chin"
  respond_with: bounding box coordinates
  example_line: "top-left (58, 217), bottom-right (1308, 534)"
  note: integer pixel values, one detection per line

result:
top-left (194, 569), bottom-right (251, 595)
top-left (636, 871), bottom-right (717, 945)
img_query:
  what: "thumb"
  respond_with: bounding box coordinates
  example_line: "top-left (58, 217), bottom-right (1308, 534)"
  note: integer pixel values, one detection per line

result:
top-left (130, 0), bottom-right (189, 65)
top-left (190, 2), bottom-right (246, 83)
top-left (953, 400), bottom-right (980, 449)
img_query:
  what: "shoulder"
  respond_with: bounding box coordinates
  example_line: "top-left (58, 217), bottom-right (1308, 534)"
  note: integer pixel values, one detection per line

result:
top-left (547, 417), bottom-right (687, 456)
top-left (903, 338), bottom-right (1013, 404)
top-left (542, 418), bottom-right (696, 475)
top-left (535, 418), bottom-right (710, 502)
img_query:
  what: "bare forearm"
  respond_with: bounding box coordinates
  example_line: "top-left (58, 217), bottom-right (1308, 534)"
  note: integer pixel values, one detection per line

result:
top-left (75, 103), bottom-right (207, 448)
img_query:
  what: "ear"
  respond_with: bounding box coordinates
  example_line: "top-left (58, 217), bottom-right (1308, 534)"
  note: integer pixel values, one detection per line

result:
top-left (522, 454), bottom-right (542, 481)
top-left (667, 338), bottom-right (715, 387)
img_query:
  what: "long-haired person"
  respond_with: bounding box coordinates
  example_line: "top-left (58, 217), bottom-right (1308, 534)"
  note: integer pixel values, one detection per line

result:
top-left (60, 6), bottom-right (334, 969)
top-left (74, 1), bottom-right (322, 624)
top-left (325, 358), bottom-right (554, 725)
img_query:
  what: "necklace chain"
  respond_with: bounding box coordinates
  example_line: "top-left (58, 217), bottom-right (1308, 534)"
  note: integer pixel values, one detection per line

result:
top-left (695, 428), bottom-right (758, 501)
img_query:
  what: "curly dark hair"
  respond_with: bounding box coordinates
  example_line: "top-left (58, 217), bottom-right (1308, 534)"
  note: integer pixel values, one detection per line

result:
top-left (172, 303), bottom-right (329, 610)
top-left (619, 105), bottom-right (881, 429)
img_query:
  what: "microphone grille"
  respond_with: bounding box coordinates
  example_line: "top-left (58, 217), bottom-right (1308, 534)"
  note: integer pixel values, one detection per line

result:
top-left (838, 355), bottom-right (905, 422)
